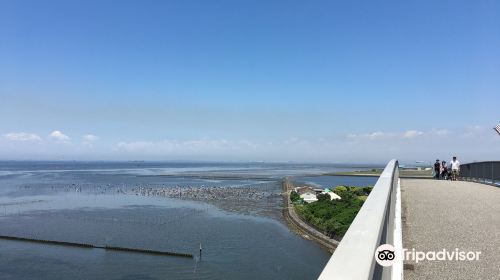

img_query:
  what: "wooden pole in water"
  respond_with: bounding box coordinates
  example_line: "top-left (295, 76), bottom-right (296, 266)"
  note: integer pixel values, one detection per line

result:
top-left (199, 243), bottom-right (202, 259)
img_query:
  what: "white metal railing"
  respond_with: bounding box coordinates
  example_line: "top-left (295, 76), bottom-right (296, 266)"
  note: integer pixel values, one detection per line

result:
top-left (317, 159), bottom-right (402, 280)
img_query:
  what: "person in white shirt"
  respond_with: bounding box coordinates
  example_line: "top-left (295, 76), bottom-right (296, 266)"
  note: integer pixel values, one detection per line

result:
top-left (450, 156), bottom-right (460, 181)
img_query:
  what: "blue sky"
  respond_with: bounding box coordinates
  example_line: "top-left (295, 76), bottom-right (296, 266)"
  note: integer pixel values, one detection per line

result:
top-left (0, 0), bottom-right (499, 163)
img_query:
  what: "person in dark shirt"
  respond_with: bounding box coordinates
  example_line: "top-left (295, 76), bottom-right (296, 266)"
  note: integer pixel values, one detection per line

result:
top-left (441, 161), bottom-right (448, 180)
top-left (434, 159), bottom-right (441, 179)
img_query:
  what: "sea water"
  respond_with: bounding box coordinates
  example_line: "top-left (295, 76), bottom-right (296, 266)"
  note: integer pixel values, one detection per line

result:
top-left (0, 161), bottom-right (378, 280)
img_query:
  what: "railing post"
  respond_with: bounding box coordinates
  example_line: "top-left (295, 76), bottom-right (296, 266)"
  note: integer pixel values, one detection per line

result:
top-left (472, 164), bottom-right (475, 182)
top-left (471, 164), bottom-right (476, 182)
top-left (467, 164), bottom-right (470, 181)
top-left (476, 164), bottom-right (478, 182)
top-left (482, 163), bottom-right (485, 183)
top-left (493, 163), bottom-right (496, 185)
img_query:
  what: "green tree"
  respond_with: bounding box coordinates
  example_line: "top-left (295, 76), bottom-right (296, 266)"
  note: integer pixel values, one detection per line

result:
top-left (316, 193), bottom-right (330, 202)
top-left (290, 191), bottom-right (300, 202)
top-left (294, 185), bottom-right (372, 238)
top-left (333, 186), bottom-right (347, 196)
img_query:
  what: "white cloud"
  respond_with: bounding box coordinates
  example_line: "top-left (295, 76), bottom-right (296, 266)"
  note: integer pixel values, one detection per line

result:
top-left (49, 130), bottom-right (70, 143)
top-left (346, 131), bottom-right (388, 140)
top-left (461, 125), bottom-right (486, 138)
top-left (115, 139), bottom-right (257, 154)
top-left (1, 125), bottom-right (494, 162)
top-left (83, 134), bottom-right (99, 142)
top-left (81, 134), bottom-right (99, 148)
top-left (3, 132), bottom-right (42, 142)
top-left (348, 129), bottom-right (451, 140)
top-left (368, 131), bottom-right (385, 140)
top-left (403, 130), bottom-right (424, 138)
top-left (430, 129), bottom-right (450, 136)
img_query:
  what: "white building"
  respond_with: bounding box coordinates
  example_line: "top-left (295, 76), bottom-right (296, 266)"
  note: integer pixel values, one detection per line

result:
top-left (323, 191), bottom-right (341, 200)
top-left (300, 192), bottom-right (318, 203)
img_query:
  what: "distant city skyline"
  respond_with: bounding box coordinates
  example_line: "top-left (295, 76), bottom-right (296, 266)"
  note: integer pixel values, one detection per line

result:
top-left (1, 1), bottom-right (499, 163)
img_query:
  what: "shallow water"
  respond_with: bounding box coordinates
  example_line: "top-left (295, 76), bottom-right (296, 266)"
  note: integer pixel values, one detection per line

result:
top-left (296, 175), bottom-right (378, 189)
top-left (0, 161), bottom-right (380, 280)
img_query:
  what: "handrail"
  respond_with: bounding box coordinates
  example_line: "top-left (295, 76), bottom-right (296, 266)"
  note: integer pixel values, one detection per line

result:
top-left (318, 159), bottom-right (401, 280)
top-left (460, 161), bottom-right (500, 186)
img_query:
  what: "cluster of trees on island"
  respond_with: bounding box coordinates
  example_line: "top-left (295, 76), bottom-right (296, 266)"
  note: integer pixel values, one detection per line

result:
top-left (290, 186), bottom-right (373, 240)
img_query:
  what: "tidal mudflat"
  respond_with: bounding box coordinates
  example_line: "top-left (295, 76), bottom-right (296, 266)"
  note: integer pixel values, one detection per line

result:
top-left (0, 161), bottom-right (377, 280)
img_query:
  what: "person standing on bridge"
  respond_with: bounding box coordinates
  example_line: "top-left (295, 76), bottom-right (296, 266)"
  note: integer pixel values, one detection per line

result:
top-left (450, 156), bottom-right (460, 181)
top-left (433, 159), bottom-right (441, 179)
top-left (441, 160), bottom-right (449, 180)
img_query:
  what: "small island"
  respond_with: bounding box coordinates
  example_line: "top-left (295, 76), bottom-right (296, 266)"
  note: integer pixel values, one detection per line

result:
top-left (291, 186), bottom-right (373, 240)
top-left (283, 178), bottom-right (373, 251)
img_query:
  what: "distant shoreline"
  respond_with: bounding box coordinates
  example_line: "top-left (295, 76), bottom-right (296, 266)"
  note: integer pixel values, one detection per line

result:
top-left (322, 169), bottom-right (433, 179)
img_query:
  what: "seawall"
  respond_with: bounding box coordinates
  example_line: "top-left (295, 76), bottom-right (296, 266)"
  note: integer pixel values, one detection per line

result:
top-left (281, 177), bottom-right (338, 253)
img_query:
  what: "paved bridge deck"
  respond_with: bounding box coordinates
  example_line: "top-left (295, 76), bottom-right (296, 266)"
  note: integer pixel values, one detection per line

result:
top-left (401, 179), bottom-right (500, 280)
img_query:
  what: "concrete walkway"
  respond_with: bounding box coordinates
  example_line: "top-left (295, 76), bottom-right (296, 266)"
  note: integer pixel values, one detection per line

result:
top-left (401, 179), bottom-right (500, 280)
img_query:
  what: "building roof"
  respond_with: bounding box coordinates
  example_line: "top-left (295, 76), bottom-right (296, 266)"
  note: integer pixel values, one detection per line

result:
top-left (322, 191), bottom-right (341, 200)
top-left (300, 192), bottom-right (318, 203)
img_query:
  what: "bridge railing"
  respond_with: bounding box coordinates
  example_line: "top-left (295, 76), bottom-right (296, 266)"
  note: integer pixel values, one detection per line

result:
top-left (318, 159), bottom-right (402, 280)
top-left (460, 161), bottom-right (500, 186)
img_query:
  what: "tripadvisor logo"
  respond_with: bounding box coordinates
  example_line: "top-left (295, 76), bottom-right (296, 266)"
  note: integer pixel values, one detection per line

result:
top-left (375, 244), bottom-right (396, 266)
top-left (375, 244), bottom-right (482, 266)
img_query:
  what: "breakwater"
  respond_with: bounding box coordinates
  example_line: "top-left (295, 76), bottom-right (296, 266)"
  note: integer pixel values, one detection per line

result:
top-left (0, 235), bottom-right (193, 258)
